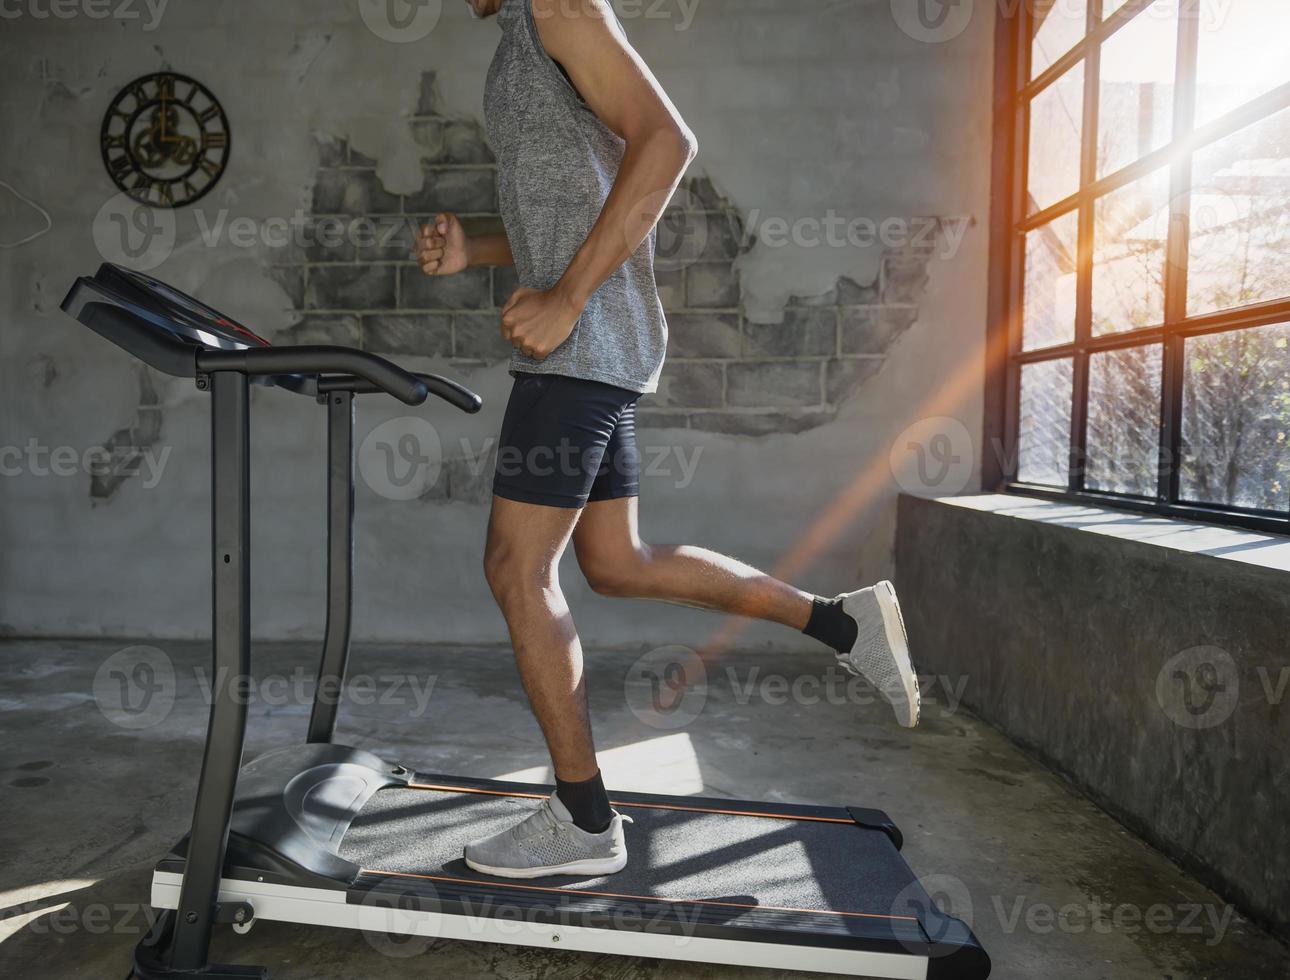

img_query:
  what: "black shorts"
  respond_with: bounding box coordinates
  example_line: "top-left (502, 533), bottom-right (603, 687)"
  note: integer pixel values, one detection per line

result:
top-left (492, 373), bottom-right (642, 509)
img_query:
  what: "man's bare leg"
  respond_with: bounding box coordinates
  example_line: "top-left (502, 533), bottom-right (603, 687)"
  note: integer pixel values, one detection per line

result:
top-left (572, 496), bottom-right (920, 729)
top-left (572, 496), bottom-right (814, 628)
top-left (483, 495), bottom-right (597, 782)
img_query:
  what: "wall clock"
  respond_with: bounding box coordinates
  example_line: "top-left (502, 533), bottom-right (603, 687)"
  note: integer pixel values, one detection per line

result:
top-left (100, 72), bottom-right (230, 208)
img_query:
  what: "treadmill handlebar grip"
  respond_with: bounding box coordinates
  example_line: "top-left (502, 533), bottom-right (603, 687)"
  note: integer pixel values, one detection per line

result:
top-left (316, 372), bottom-right (482, 414)
top-left (197, 346), bottom-right (429, 406)
top-left (420, 374), bottom-right (484, 415)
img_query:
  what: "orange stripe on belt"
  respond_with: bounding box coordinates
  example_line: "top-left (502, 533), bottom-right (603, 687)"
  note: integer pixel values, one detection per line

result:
top-left (406, 782), bottom-right (855, 825)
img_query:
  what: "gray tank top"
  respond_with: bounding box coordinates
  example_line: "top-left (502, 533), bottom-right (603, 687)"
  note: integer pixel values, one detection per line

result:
top-left (484, 0), bottom-right (668, 394)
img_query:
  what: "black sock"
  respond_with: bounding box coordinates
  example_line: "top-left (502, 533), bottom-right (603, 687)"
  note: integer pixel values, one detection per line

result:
top-left (555, 770), bottom-right (613, 834)
top-left (803, 596), bottom-right (858, 654)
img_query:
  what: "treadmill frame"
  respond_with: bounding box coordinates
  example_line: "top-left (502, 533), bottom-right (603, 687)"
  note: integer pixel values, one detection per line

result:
top-left (117, 326), bottom-right (989, 980)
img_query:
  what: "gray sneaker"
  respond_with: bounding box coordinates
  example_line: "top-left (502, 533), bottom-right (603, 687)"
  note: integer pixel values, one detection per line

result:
top-left (463, 792), bottom-right (633, 879)
top-left (836, 581), bottom-right (921, 728)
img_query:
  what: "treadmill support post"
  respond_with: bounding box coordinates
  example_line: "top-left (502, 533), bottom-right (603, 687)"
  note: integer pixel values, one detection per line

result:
top-left (167, 370), bottom-right (258, 974)
top-left (307, 390), bottom-right (355, 745)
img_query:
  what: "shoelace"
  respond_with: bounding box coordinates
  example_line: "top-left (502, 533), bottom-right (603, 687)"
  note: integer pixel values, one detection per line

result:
top-left (516, 802), bottom-right (635, 845)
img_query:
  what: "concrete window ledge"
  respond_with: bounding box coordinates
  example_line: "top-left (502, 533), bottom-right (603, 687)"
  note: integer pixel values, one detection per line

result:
top-left (894, 492), bottom-right (1290, 944)
top-left (935, 493), bottom-right (1290, 577)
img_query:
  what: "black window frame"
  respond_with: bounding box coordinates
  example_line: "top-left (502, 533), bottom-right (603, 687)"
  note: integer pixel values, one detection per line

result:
top-left (984, 0), bottom-right (1290, 534)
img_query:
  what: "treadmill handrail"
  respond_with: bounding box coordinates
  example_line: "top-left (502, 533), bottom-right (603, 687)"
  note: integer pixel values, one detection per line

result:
top-left (197, 347), bottom-right (429, 407)
top-left (317, 372), bottom-right (483, 414)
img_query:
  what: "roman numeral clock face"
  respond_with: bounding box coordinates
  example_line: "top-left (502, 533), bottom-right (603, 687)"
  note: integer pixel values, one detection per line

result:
top-left (100, 72), bottom-right (230, 208)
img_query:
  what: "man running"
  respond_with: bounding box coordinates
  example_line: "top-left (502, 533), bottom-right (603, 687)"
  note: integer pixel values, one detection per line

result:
top-left (414, 0), bottom-right (921, 880)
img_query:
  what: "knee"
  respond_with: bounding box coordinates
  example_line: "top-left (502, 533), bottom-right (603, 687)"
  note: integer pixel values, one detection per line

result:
top-left (581, 543), bottom-right (652, 598)
top-left (484, 539), bottom-right (551, 607)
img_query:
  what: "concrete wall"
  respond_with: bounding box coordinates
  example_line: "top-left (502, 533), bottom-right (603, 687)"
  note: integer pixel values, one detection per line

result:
top-left (894, 493), bottom-right (1290, 941)
top-left (0, 0), bottom-right (995, 645)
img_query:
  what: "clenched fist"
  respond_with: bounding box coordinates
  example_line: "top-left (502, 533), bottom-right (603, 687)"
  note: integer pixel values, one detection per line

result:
top-left (501, 286), bottom-right (583, 361)
top-left (414, 212), bottom-right (470, 276)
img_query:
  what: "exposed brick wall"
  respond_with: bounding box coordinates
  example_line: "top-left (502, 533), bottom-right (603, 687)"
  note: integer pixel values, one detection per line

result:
top-left (274, 72), bottom-right (936, 436)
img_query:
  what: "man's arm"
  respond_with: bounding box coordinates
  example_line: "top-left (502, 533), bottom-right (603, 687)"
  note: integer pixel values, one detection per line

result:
top-left (502, 0), bottom-right (696, 360)
top-left (416, 213), bottom-right (513, 277)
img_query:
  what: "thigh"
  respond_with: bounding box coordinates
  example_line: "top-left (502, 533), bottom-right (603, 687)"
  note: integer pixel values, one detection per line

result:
top-left (571, 495), bottom-right (642, 569)
top-left (492, 374), bottom-right (639, 510)
top-left (486, 493), bottom-right (582, 568)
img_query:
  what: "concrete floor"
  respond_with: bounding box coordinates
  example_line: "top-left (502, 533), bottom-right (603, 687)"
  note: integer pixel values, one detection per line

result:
top-left (0, 639), bottom-right (1286, 980)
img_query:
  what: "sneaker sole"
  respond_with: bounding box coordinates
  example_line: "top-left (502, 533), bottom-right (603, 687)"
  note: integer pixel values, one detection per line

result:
top-left (464, 853), bottom-right (628, 879)
top-left (873, 580), bottom-right (920, 728)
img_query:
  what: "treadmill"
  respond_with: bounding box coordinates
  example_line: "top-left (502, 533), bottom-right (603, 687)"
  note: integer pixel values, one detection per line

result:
top-left (62, 264), bottom-right (991, 980)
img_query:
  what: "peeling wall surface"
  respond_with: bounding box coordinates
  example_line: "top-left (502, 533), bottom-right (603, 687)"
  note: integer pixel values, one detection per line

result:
top-left (0, 0), bottom-right (994, 644)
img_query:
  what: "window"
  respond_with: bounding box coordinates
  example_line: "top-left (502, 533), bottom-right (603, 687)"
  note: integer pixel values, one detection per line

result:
top-left (992, 0), bottom-right (1290, 532)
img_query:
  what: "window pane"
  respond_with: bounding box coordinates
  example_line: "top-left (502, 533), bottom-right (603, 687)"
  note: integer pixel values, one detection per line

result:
top-left (1032, 0), bottom-right (1088, 79)
top-left (1092, 166), bottom-right (1171, 334)
top-left (1028, 62), bottom-right (1085, 213)
top-left (1195, 0), bottom-right (1290, 127)
top-left (1181, 323), bottom-right (1290, 511)
top-left (1018, 358), bottom-right (1074, 486)
top-left (1187, 107), bottom-right (1290, 317)
top-left (1023, 210), bottom-right (1079, 350)
top-left (1103, 0), bottom-right (1130, 18)
top-left (1086, 344), bottom-right (1163, 497)
top-left (1096, 0), bottom-right (1177, 177)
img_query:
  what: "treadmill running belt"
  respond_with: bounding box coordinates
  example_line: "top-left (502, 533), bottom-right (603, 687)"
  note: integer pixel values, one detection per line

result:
top-left (341, 779), bottom-right (926, 945)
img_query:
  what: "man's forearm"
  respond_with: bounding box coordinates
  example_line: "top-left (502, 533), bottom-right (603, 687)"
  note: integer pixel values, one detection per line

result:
top-left (556, 125), bottom-right (696, 307)
top-left (467, 233), bottom-right (515, 267)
